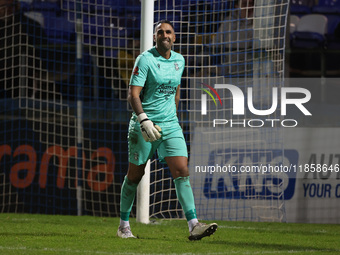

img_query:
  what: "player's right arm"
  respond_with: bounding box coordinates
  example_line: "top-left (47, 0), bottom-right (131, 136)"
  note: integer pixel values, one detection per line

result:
top-left (127, 85), bottom-right (144, 116)
top-left (128, 54), bottom-right (161, 142)
top-left (128, 85), bottom-right (161, 142)
top-left (128, 54), bottom-right (148, 117)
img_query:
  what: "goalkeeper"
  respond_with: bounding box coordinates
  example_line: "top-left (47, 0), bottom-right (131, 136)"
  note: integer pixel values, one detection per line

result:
top-left (117, 20), bottom-right (217, 240)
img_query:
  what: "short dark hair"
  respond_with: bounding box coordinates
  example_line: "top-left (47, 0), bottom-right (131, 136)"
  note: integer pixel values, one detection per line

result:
top-left (154, 20), bottom-right (175, 33)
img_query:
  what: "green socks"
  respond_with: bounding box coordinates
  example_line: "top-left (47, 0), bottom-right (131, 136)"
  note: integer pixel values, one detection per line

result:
top-left (173, 176), bottom-right (197, 221)
top-left (120, 175), bottom-right (138, 221)
top-left (120, 175), bottom-right (197, 222)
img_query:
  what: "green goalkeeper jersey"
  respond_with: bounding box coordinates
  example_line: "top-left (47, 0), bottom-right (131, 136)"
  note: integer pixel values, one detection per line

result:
top-left (129, 46), bottom-right (185, 123)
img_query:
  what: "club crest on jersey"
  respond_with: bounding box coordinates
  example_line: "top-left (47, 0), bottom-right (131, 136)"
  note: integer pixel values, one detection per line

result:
top-left (174, 63), bottom-right (179, 71)
top-left (133, 66), bottom-right (139, 75)
top-left (157, 63), bottom-right (161, 69)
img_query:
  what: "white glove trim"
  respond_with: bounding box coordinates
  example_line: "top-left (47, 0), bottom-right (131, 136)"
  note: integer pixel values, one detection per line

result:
top-left (137, 113), bottom-right (148, 123)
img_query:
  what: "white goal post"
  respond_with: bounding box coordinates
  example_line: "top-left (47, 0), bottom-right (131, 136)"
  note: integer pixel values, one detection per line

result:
top-left (136, 0), bottom-right (155, 224)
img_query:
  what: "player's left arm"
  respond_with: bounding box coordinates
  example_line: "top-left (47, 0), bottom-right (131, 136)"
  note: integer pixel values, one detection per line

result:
top-left (175, 85), bottom-right (181, 111)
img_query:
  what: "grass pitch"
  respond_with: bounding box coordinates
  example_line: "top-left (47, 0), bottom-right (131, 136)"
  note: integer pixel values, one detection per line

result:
top-left (0, 213), bottom-right (339, 254)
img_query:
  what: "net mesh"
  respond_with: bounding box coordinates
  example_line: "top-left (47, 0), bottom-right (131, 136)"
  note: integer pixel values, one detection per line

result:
top-left (0, 0), bottom-right (289, 221)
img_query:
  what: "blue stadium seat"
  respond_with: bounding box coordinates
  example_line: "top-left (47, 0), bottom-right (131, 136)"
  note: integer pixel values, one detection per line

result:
top-left (154, 0), bottom-right (175, 11)
top-left (290, 14), bottom-right (328, 74)
top-left (104, 27), bottom-right (127, 58)
top-left (19, 0), bottom-right (31, 12)
top-left (291, 14), bottom-right (328, 48)
top-left (102, 0), bottom-right (140, 15)
top-left (84, 0), bottom-right (120, 13)
top-left (31, 0), bottom-right (61, 11)
top-left (325, 15), bottom-right (340, 73)
top-left (313, 0), bottom-right (340, 14)
top-left (61, 0), bottom-right (90, 12)
top-left (124, 0), bottom-right (141, 15)
top-left (82, 14), bottom-right (107, 45)
top-left (23, 11), bottom-right (45, 28)
top-left (290, 0), bottom-right (314, 14)
top-left (156, 0), bottom-right (217, 11)
top-left (42, 11), bottom-right (76, 44)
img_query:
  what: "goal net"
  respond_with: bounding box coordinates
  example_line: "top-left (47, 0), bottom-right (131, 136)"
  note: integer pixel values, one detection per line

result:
top-left (151, 0), bottom-right (289, 222)
top-left (0, 0), bottom-right (289, 222)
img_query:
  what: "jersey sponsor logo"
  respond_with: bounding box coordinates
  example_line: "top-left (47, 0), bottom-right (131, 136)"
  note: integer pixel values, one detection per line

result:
top-left (157, 84), bottom-right (177, 94)
top-left (133, 66), bottom-right (139, 75)
top-left (157, 84), bottom-right (177, 100)
top-left (202, 149), bottom-right (297, 200)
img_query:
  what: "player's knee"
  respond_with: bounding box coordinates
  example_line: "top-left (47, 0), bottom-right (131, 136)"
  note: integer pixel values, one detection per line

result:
top-left (126, 170), bottom-right (145, 184)
top-left (127, 162), bottom-right (147, 184)
top-left (129, 172), bottom-right (145, 184)
top-left (174, 165), bottom-right (189, 178)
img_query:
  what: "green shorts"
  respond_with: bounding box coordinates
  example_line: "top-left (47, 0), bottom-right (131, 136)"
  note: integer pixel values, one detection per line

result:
top-left (128, 116), bottom-right (188, 166)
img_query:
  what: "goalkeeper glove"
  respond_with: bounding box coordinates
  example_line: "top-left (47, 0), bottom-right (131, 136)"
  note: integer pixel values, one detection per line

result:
top-left (137, 113), bottom-right (162, 142)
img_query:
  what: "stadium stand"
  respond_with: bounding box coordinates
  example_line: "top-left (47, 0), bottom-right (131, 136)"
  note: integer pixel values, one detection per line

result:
top-left (291, 14), bottom-right (328, 48)
top-left (11, 0), bottom-right (340, 92)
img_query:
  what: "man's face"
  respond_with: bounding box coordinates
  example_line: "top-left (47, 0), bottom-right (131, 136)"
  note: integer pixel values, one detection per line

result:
top-left (0, 0), bottom-right (14, 20)
top-left (153, 22), bottom-right (176, 51)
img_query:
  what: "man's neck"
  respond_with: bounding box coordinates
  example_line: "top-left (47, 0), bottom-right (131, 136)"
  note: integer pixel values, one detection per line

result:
top-left (155, 46), bottom-right (171, 59)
